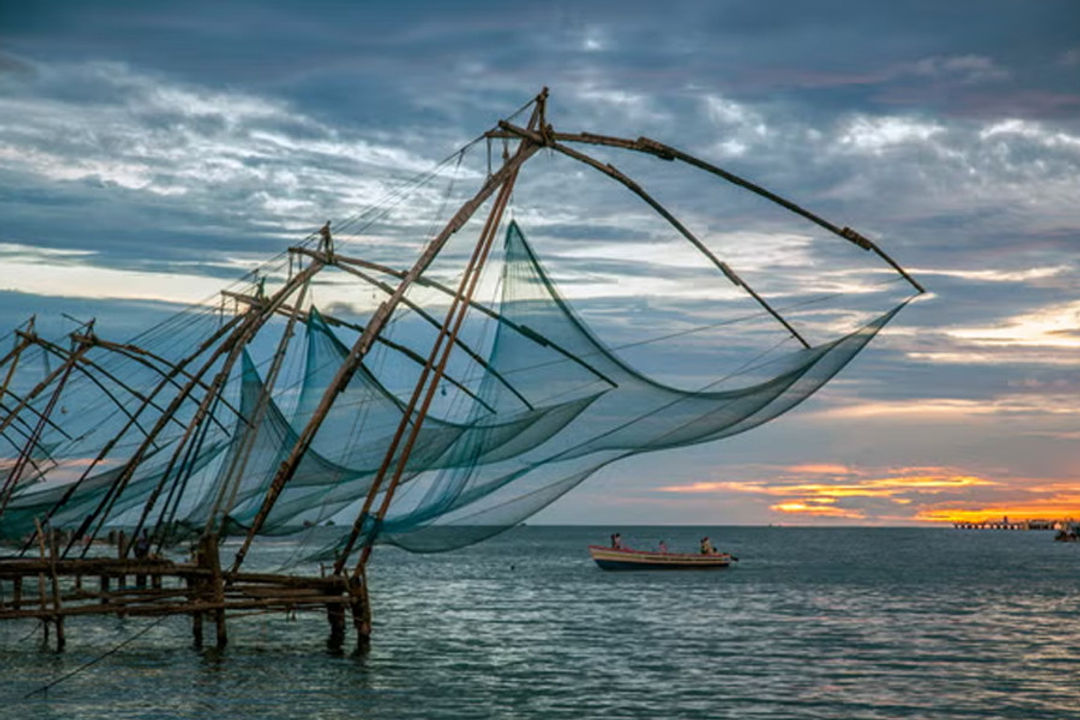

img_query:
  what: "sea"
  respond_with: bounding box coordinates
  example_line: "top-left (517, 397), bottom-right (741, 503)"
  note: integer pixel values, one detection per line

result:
top-left (3, 526), bottom-right (1079, 719)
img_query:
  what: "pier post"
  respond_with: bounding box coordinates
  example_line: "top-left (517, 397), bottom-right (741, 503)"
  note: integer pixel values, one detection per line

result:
top-left (350, 572), bottom-right (371, 651)
top-left (327, 600), bottom-right (346, 651)
top-left (201, 534), bottom-right (227, 649)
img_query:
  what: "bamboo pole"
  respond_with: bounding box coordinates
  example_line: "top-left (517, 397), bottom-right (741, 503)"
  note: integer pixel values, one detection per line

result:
top-left (486, 128), bottom-right (925, 294)
top-left (229, 125), bottom-right (542, 576)
top-left (221, 289), bottom-right (499, 414)
top-left (346, 149), bottom-right (522, 577)
top-left (1, 346), bottom-right (86, 516)
top-left (498, 121), bottom-right (812, 349)
top-left (204, 279), bottom-right (312, 538)
top-left (330, 99), bottom-right (546, 580)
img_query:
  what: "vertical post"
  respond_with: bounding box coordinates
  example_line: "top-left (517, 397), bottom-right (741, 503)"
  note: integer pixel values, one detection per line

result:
top-left (202, 534), bottom-right (227, 649)
top-left (34, 519), bottom-right (48, 644)
top-left (187, 575), bottom-right (204, 649)
top-left (48, 527), bottom-right (65, 651)
top-left (326, 602), bottom-right (346, 651)
top-left (116, 531), bottom-right (126, 589)
top-left (13, 576), bottom-right (22, 609)
top-left (350, 571), bottom-right (370, 650)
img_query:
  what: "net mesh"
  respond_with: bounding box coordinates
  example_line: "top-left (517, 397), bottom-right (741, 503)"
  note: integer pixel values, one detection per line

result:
top-left (0, 164), bottom-right (910, 567)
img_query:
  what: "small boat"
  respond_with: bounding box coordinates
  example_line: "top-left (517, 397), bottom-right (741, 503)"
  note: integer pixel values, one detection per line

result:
top-left (588, 545), bottom-right (735, 570)
top-left (1054, 523), bottom-right (1079, 542)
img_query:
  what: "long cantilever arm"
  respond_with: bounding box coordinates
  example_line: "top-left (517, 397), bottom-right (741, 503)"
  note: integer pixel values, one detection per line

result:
top-left (498, 121), bottom-right (812, 349)
top-left (491, 128), bottom-right (924, 295)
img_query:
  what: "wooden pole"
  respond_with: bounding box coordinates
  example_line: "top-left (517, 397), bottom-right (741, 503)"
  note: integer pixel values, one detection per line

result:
top-left (202, 534), bottom-right (227, 649)
top-left (34, 518), bottom-right (48, 644)
top-left (204, 279), bottom-right (312, 538)
top-left (349, 149), bottom-right (522, 576)
top-left (229, 126), bottom-right (542, 576)
top-left (489, 128), bottom-right (926, 295)
top-left (48, 526), bottom-right (65, 650)
top-left (498, 121), bottom-right (812, 349)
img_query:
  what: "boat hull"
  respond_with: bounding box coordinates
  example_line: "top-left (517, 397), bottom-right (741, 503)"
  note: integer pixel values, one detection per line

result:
top-left (588, 545), bottom-right (732, 570)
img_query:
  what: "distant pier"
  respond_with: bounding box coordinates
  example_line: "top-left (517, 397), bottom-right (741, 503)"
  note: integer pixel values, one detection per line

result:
top-left (952, 518), bottom-right (1061, 530)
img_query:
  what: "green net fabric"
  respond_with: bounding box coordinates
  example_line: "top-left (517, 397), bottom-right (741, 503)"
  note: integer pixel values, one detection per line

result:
top-left (1, 221), bottom-right (903, 566)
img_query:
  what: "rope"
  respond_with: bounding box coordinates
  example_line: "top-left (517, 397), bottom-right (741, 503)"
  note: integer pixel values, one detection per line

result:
top-left (22, 615), bottom-right (170, 699)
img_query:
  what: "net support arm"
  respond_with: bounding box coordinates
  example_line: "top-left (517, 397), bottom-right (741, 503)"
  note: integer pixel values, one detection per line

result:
top-left (498, 121), bottom-right (811, 349)
top-left (221, 290), bottom-right (498, 415)
top-left (292, 250), bottom-right (533, 410)
top-left (293, 248), bottom-right (618, 388)
top-left (70, 333), bottom-right (247, 428)
top-left (517, 129), bottom-right (925, 295)
top-left (228, 132), bottom-right (542, 576)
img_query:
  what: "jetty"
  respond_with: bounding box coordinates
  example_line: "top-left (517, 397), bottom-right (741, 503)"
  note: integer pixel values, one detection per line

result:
top-left (0, 530), bottom-right (364, 651)
top-left (952, 518), bottom-right (1059, 530)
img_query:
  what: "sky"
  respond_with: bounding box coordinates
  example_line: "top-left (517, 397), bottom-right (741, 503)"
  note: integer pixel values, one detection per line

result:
top-left (1, 1), bottom-right (1078, 526)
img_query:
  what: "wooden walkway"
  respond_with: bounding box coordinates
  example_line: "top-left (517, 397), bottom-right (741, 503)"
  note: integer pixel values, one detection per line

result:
top-left (0, 535), bottom-right (367, 651)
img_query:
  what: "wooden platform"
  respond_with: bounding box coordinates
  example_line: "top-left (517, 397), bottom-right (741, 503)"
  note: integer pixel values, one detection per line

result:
top-left (0, 534), bottom-right (368, 652)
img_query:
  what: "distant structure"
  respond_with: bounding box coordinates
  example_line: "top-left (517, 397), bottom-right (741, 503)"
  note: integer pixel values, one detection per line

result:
top-left (952, 516), bottom-right (1064, 530)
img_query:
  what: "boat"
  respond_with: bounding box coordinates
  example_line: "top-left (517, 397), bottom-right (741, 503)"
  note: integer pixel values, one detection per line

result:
top-left (1053, 523), bottom-right (1079, 542)
top-left (588, 545), bottom-right (735, 570)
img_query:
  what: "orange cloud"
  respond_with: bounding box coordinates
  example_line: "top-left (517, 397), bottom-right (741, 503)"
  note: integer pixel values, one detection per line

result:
top-left (916, 498), bottom-right (1080, 524)
top-left (659, 474), bottom-right (994, 498)
top-left (783, 463), bottom-right (853, 475)
top-left (657, 466), bottom-right (1078, 525)
top-left (770, 501), bottom-right (865, 519)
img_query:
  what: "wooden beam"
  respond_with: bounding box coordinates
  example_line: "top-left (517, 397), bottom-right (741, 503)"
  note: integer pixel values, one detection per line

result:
top-left (293, 248), bottom-right (617, 388)
top-left (221, 290), bottom-right (498, 414)
top-left (499, 121), bottom-right (812, 349)
top-left (229, 130), bottom-right (542, 576)
top-left (487, 128), bottom-right (925, 295)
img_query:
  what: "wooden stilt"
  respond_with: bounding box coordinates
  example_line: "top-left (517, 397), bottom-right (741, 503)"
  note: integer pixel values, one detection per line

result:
top-left (48, 527), bottom-right (65, 651)
top-left (201, 534), bottom-right (227, 649)
top-left (350, 571), bottom-right (371, 651)
top-left (326, 601), bottom-right (346, 651)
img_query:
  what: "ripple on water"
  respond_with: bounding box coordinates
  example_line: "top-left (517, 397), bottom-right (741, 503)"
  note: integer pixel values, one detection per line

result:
top-left (4, 527), bottom-right (1079, 719)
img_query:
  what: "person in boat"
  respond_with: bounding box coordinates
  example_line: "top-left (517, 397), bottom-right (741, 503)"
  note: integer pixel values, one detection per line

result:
top-left (700, 536), bottom-right (716, 555)
top-left (658, 540), bottom-right (668, 553)
top-left (611, 532), bottom-right (623, 549)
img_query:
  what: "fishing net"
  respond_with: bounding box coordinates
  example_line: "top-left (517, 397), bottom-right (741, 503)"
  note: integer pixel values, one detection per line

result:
top-left (0, 122), bottom-right (915, 569)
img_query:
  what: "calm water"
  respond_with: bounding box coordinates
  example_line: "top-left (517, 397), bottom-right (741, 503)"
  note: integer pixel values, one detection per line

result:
top-left (3, 527), bottom-right (1079, 719)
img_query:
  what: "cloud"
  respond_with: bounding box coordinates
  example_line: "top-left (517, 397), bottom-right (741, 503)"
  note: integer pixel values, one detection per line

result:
top-left (653, 461), bottom-right (1079, 526)
top-left (770, 501), bottom-right (865, 519)
top-left (837, 115), bottom-right (944, 153)
top-left (945, 300), bottom-right (1080, 349)
top-left (906, 55), bottom-right (1009, 83)
top-left (811, 394), bottom-right (1080, 420)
